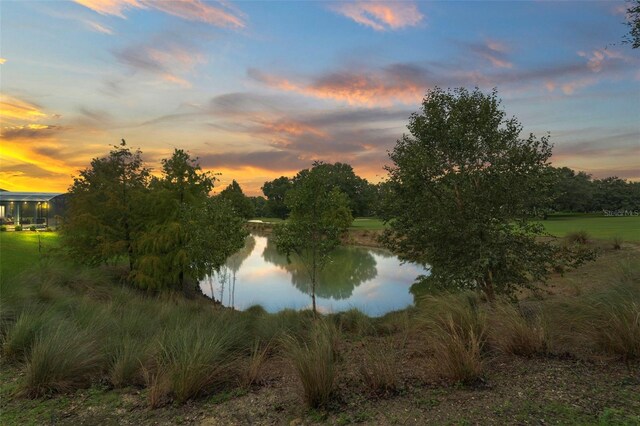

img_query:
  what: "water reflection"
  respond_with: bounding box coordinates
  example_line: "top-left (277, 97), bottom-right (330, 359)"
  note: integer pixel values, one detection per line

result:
top-left (200, 233), bottom-right (428, 316)
top-left (261, 237), bottom-right (377, 299)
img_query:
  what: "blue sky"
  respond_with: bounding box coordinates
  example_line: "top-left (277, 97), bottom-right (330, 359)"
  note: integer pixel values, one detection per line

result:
top-left (1, 0), bottom-right (638, 194)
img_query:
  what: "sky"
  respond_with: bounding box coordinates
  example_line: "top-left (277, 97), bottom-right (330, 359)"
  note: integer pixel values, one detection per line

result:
top-left (1, 0), bottom-right (639, 195)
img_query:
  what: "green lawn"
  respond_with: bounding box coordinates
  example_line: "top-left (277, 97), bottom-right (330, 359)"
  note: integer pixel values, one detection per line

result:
top-left (0, 231), bottom-right (60, 280)
top-left (350, 218), bottom-right (386, 230)
top-left (538, 214), bottom-right (640, 241)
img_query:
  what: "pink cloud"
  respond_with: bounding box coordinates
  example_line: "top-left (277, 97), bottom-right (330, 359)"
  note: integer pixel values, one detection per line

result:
top-left (74, 0), bottom-right (245, 28)
top-left (249, 68), bottom-right (426, 107)
top-left (330, 1), bottom-right (423, 31)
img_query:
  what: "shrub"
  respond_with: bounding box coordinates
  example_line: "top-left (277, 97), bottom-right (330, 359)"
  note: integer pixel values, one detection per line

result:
top-left (612, 236), bottom-right (623, 250)
top-left (488, 302), bottom-right (547, 357)
top-left (14, 225), bottom-right (22, 232)
top-left (0, 225), bottom-right (6, 232)
top-left (284, 320), bottom-right (337, 408)
top-left (565, 230), bottom-right (590, 245)
top-left (333, 308), bottom-right (373, 336)
top-left (21, 323), bottom-right (103, 397)
top-left (359, 337), bottom-right (398, 395)
top-left (29, 225), bottom-right (36, 231)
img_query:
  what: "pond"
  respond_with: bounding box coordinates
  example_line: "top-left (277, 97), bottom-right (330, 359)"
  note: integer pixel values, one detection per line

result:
top-left (199, 233), bottom-right (429, 317)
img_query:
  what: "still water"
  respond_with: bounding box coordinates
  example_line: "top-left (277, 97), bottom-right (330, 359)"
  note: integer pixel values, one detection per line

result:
top-left (200, 234), bottom-right (429, 317)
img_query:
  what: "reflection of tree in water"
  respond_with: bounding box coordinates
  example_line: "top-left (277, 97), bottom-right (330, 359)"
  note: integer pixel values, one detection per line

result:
top-left (212, 235), bottom-right (256, 307)
top-left (262, 237), bottom-right (377, 300)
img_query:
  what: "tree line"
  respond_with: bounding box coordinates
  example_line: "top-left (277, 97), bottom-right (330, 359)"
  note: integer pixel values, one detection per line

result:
top-left (63, 87), bottom-right (632, 306)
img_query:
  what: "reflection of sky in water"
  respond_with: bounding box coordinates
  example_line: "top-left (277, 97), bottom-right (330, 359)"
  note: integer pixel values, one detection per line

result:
top-left (199, 234), bottom-right (429, 317)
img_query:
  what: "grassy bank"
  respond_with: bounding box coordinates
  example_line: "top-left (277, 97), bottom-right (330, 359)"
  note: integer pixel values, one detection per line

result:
top-left (539, 214), bottom-right (640, 241)
top-left (0, 231), bottom-right (60, 280)
top-left (1, 232), bottom-right (639, 424)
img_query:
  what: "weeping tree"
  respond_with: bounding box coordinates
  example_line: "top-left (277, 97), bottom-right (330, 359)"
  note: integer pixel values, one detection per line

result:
top-left (273, 164), bottom-right (353, 313)
top-left (132, 149), bottom-right (246, 293)
top-left (382, 87), bottom-right (586, 302)
top-left (64, 140), bottom-right (149, 268)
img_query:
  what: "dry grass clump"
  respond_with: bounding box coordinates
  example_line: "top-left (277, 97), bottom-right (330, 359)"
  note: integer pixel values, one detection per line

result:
top-left (21, 322), bottom-right (104, 397)
top-left (242, 339), bottom-right (271, 387)
top-left (284, 319), bottom-right (338, 408)
top-left (488, 302), bottom-right (547, 357)
top-left (419, 292), bottom-right (487, 384)
top-left (145, 320), bottom-right (243, 405)
top-left (564, 230), bottom-right (590, 245)
top-left (359, 337), bottom-right (398, 395)
top-left (582, 264), bottom-right (640, 361)
top-left (2, 307), bottom-right (56, 360)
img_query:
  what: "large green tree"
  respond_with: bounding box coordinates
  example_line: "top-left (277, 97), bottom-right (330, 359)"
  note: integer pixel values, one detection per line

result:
top-left (64, 140), bottom-right (149, 268)
top-left (273, 166), bottom-right (353, 313)
top-left (382, 87), bottom-right (559, 301)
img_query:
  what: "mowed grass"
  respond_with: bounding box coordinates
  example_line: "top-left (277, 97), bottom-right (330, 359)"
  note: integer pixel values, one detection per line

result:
top-left (0, 231), bottom-right (60, 280)
top-left (539, 214), bottom-right (640, 241)
top-left (256, 214), bottom-right (639, 238)
top-left (350, 218), bottom-right (386, 230)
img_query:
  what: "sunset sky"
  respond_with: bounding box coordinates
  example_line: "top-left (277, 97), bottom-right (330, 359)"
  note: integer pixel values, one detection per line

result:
top-left (1, 0), bottom-right (639, 195)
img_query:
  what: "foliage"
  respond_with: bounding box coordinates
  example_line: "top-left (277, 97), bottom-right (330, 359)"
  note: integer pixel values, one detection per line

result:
top-left (14, 225), bottom-right (22, 232)
top-left (263, 163), bottom-right (378, 218)
top-left (549, 167), bottom-right (640, 212)
top-left (261, 176), bottom-right (293, 219)
top-left (219, 180), bottom-right (255, 219)
top-left (274, 164), bottom-right (353, 312)
top-left (293, 162), bottom-right (377, 216)
top-left (63, 146), bottom-right (246, 293)
top-left (63, 140), bottom-right (149, 268)
top-left (382, 87), bottom-right (568, 301)
top-left (624, 0), bottom-right (640, 48)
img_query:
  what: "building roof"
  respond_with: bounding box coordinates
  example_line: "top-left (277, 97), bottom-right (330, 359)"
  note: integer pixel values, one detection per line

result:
top-left (0, 192), bottom-right (64, 202)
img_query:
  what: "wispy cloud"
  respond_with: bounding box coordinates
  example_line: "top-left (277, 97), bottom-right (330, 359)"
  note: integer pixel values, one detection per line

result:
top-left (329, 1), bottom-right (423, 31)
top-left (248, 64), bottom-right (429, 107)
top-left (86, 20), bottom-right (113, 34)
top-left (113, 33), bottom-right (205, 87)
top-left (0, 124), bottom-right (64, 140)
top-left (462, 39), bottom-right (513, 69)
top-left (0, 96), bottom-right (51, 122)
top-left (74, 0), bottom-right (245, 28)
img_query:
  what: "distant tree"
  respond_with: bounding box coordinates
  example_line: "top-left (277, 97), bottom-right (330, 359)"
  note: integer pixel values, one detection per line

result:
top-left (382, 87), bottom-right (566, 302)
top-left (249, 196), bottom-right (268, 217)
top-left (593, 176), bottom-right (639, 211)
top-left (262, 176), bottom-right (293, 219)
top-left (550, 167), bottom-right (594, 213)
top-left (624, 0), bottom-right (640, 48)
top-left (273, 167), bottom-right (353, 313)
top-left (293, 162), bottom-right (375, 216)
top-left (64, 140), bottom-right (149, 268)
top-left (219, 180), bottom-right (255, 219)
